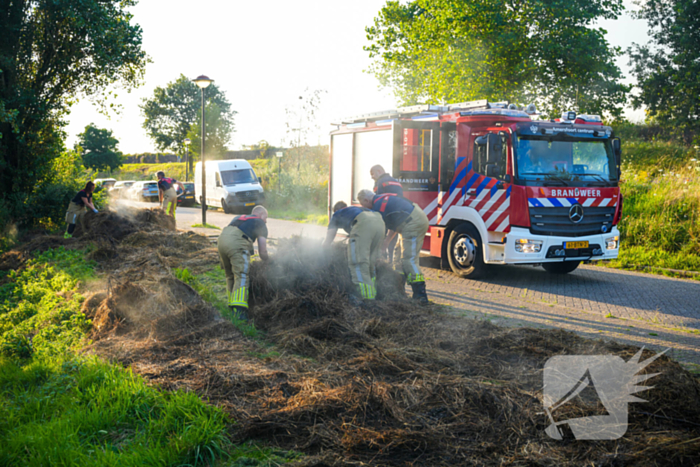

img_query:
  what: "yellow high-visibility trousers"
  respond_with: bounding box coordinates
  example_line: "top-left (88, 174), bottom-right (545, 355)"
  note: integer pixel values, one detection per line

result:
top-left (396, 204), bottom-right (429, 284)
top-left (162, 187), bottom-right (177, 218)
top-left (217, 226), bottom-right (254, 308)
top-left (347, 211), bottom-right (385, 299)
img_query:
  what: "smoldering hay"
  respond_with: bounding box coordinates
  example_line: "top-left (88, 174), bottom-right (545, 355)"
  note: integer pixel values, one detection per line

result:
top-left (3, 208), bottom-right (698, 466)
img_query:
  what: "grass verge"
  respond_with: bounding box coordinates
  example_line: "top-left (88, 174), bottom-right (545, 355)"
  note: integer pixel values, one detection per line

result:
top-left (266, 208), bottom-right (328, 226)
top-left (173, 267), bottom-right (261, 339)
top-left (0, 246), bottom-right (230, 466)
top-left (191, 223), bottom-right (221, 229)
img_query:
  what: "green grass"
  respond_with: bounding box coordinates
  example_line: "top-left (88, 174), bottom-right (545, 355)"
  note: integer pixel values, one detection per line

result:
top-left (98, 163), bottom-right (188, 182)
top-left (191, 223), bottom-right (221, 230)
top-left (266, 208), bottom-right (328, 226)
top-left (0, 247), bottom-right (231, 465)
top-left (0, 247), bottom-right (96, 359)
top-left (219, 442), bottom-right (301, 466)
top-left (173, 267), bottom-right (261, 339)
top-left (0, 357), bottom-right (230, 466)
top-left (606, 137), bottom-right (700, 275)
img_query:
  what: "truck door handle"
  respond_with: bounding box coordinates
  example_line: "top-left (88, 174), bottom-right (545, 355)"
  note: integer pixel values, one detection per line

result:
top-left (466, 188), bottom-right (476, 196)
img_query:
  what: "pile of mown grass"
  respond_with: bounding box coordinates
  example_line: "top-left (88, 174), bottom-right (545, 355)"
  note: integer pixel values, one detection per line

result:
top-left (240, 239), bottom-right (700, 466)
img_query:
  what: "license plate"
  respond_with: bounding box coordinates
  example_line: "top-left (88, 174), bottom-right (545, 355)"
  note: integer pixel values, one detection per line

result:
top-left (564, 241), bottom-right (589, 249)
top-left (245, 202), bottom-right (255, 207)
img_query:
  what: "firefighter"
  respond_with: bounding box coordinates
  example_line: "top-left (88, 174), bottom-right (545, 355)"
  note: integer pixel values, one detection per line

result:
top-left (217, 205), bottom-right (269, 321)
top-left (323, 200), bottom-right (385, 301)
top-left (370, 164), bottom-right (404, 267)
top-left (358, 189), bottom-right (429, 304)
top-left (64, 181), bottom-right (98, 239)
top-left (156, 171), bottom-right (184, 218)
top-left (370, 165), bottom-right (403, 196)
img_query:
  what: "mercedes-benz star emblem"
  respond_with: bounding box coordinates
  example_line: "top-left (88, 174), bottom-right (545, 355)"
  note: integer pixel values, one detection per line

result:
top-left (569, 204), bottom-right (584, 224)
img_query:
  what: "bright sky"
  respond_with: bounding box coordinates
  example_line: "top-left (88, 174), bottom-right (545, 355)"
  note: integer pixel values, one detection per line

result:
top-left (64, 0), bottom-right (649, 155)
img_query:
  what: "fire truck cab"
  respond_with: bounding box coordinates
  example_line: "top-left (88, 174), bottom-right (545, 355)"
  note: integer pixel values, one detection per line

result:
top-left (329, 100), bottom-right (622, 278)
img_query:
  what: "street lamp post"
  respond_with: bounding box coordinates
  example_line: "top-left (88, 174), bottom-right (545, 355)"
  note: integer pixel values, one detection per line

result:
top-left (184, 138), bottom-right (191, 181)
top-left (192, 75), bottom-right (213, 225)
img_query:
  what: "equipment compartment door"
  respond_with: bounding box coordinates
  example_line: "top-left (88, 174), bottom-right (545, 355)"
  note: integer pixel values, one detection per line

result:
top-left (393, 121), bottom-right (440, 194)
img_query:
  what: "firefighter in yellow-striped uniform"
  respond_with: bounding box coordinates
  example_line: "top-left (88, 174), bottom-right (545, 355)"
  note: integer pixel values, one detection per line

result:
top-left (358, 189), bottom-right (430, 304)
top-left (217, 205), bottom-right (270, 321)
top-left (323, 200), bottom-right (386, 301)
top-left (156, 171), bottom-right (184, 219)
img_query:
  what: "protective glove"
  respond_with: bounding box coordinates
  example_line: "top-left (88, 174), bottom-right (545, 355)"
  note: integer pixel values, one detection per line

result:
top-left (93, 208), bottom-right (99, 213)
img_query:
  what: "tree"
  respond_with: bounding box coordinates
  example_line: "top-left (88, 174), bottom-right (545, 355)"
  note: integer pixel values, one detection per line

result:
top-left (243, 140), bottom-right (273, 158)
top-left (77, 124), bottom-right (122, 171)
top-left (284, 89), bottom-right (326, 170)
top-left (141, 74), bottom-right (236, 169)
top-left (365, 0), bottom-right (629, 118)
top-left (0, 0), bottom-right (148, 203)
top-left (185, 102), bottom-right (235, 161)
top-left (628, 0), bottom-right (700, 144)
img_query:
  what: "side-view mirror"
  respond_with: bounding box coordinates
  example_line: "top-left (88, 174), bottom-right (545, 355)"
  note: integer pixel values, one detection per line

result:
top-left (485, 163), bottom-right (500, 178)
top-left (612, 137), bottom-right (621, 157)
top-left (612, 137), bottom-right (621, 175)
top-left (487, 133), bottom-right (502, 164)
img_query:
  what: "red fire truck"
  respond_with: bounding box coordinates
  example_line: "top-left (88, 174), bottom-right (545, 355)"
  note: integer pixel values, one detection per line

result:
top-left (328, 100), bottom-right (622, 278)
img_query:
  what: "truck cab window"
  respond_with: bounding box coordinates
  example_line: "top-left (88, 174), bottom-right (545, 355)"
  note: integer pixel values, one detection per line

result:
top-left (215, 172), bottom-right (222, 187)
top-left (473, 132), bottom-right (508, 181)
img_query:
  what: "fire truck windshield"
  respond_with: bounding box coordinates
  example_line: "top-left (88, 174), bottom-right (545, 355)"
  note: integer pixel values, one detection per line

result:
top-left (220, 169), bottom-right (257, 186)
top-left (515, 136), bottom-right (617, 186)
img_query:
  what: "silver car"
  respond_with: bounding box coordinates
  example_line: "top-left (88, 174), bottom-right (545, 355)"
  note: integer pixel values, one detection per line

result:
top-left (127, 181), bottom-right (159, 202)
top-left (110, 180), bottom-right (136, 199)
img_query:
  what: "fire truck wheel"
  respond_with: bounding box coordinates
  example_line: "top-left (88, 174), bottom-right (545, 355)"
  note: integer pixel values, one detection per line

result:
top-left (542, 261), bottom-right (581, 274)
top-left (447, 226), bottom-right (488, 279)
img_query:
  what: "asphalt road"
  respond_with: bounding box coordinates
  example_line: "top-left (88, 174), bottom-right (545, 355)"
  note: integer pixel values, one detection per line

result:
top-left (115, 199), bottom-right (327, 240)
top-left (114, 199), bottom-right (700, 366)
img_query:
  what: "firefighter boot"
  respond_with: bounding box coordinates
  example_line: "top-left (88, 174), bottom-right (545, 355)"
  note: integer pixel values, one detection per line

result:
top-left (410, 281), bottom-right (429, 304)
top-left (348, 294), bottom-right (364, 307)
top-left (229, 305), bottom-right (248, 322)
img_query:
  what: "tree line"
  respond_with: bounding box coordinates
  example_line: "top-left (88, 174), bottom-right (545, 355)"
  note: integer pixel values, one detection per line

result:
top-left (1, 0), bottom-right (698, 234)
top-left (365, 0), bottom-right (699, 144)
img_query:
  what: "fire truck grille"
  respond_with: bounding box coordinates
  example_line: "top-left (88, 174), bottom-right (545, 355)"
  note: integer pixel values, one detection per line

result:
top-left (236, 190), bottom-right (258, 201)
top-left (529, 206), bottom-right (616, 237)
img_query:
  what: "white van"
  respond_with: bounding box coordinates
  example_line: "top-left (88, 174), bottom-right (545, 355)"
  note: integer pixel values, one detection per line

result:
top-left (194, 159), bottom-right (265, 214)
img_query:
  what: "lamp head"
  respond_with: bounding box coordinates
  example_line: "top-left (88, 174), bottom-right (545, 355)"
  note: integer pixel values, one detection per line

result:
top-left (193, 75), bottom-right (213, 89)
top-left (184, 138), bottom-right (191, 145)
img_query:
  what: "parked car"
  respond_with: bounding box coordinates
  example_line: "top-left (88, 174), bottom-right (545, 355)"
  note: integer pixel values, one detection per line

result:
top-left (177, 182), bottom-right (196, 207)
top-left (110, 180), bottom-right (136, 198)
top-left (127, 181), bottom-right (159, 202)
top-left (94, 178), bottom-right (117, 193)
